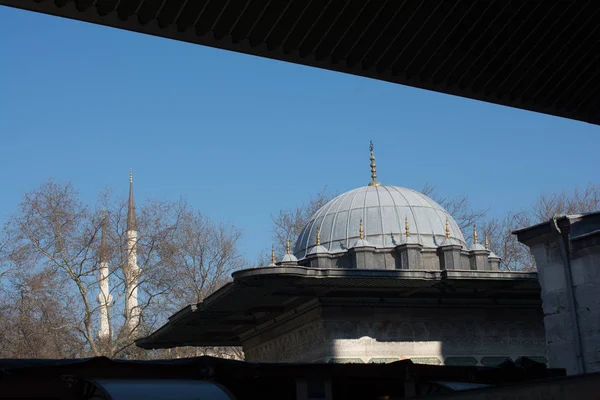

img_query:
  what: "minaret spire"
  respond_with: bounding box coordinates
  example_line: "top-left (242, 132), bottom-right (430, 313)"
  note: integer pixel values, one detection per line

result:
top-left (127, 169), bottom-right (137, 231)
top-left (368, 141), bottom-right (381, 187)
top-left (125, 170), bottom-right (140, 335)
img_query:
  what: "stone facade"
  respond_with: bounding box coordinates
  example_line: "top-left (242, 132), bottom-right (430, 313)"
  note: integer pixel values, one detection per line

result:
top-left (241, 300), bottom-right (546, 366)
top-left (515, 212), bottom-right (600, 375)
top-left (242, 304), bottom-right (327, 363)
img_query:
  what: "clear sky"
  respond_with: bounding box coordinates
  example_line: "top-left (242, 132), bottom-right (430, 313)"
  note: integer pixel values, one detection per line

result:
top-left (1, 6), bottom-right (599, 262)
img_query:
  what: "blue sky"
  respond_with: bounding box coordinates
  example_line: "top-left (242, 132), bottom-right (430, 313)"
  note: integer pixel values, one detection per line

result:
top-left (1, 6), bottom-right (599, 262)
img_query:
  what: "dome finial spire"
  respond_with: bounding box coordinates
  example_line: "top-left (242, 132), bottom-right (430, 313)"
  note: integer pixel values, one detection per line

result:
top-left (271, 246), bottom-right (276, 265)
top-left (286, 239), bottom-right (291, 255)
top-left (359, 219), bottom-right (364, 240)
top-left (368, 141), bottom-right (380, 187)
top-left (405, 217), bottom-right (410, 237)
top-left (445, 218), bottom-right (450, 238)
top-left (316, 227), bottom-right (321, 246)
top-left (473, 225), bottom-right (479, 244)
top-left (485, 233), bottom-right (489, 250)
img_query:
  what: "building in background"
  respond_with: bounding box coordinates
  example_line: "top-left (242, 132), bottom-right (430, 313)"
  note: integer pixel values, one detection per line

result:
top-left (138, 145), bottom-right (547, 366)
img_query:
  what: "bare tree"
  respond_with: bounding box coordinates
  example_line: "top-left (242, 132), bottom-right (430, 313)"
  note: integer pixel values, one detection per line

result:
top-left (0, 266), bottom-right (87, 358)
top-left (479, 212), bottom-right (536, 272)
top-left (146, 209), bottom-right (244, 316)
top-left (0, 181), bottom-right (106, 355)
top-left (421, 183), bottom-right (489, 236)
top-left (270, 187), bottom-right (335, 256)
top-left (0, 179), bottom-right (245, 359)
top-left (531, 184), bottom-right (600, 221)
top-left (486, 183), bottom-right (600, 271)
top-left (251, 246), bottom-right (274, 268)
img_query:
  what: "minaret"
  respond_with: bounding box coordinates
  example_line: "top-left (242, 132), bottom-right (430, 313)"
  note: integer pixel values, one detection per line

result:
top-left (125, 169), bottom-right (141, 334)
top-left (98, 210), bottom-right (112, 340)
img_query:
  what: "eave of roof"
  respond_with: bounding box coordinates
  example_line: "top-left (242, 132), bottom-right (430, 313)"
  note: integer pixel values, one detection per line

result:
top-left (137, 267), bottom-right (540, 349)
top-left (2, 0), bottom-right (600, 125)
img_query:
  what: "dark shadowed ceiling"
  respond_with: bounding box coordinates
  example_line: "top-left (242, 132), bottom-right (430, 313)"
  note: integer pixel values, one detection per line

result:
top-left (3, 0), bottom-right (600, 125)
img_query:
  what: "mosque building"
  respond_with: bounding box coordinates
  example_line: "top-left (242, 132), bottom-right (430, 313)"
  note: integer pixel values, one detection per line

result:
top-left (137, 145), bottom-right (547, 366)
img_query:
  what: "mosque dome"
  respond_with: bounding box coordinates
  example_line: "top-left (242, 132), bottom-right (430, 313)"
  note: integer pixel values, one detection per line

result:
top-left (293, 185), bottom-right (466, 259)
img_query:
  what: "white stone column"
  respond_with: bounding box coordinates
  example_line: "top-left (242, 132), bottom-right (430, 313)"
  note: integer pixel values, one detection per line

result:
top-left (97, 259), bottom-right (112, 340)
top-left (125, 229), bottom-right (140, 334)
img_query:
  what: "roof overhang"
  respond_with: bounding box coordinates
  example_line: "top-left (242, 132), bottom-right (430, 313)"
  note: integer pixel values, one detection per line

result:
top-left (137, 266), bottom-right (541, 349)
top-left (513, 211), bottom-right (600, 245)
top-left (513, 211), bottom-right (600, 258)
top-left (2, 1), bottom-right (600, 125)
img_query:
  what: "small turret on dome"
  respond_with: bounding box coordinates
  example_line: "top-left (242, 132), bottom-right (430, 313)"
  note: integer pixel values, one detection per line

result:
top-left (307, 227), bottom-right (329, 255)
top-left (352, 219), bottom-right (373, 248)
top-left (402, 217), bottom-right (418, 244)
top-left (440, 219), bottom-right (460, 247)
top-left (280, 239), bottom-right (298, 264)
top-left (269, 247), bottom-right (277, 266)
top-left (470, 225), bottom-right (487, 251)
top-left (484, 233), bottom-right (501, 270)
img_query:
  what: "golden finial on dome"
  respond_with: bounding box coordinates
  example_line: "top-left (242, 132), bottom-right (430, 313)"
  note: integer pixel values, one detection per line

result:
top-left (368, 141), bottom-right (381, 187)
top-left (405, 217), bottom-right (410, 237)
top-left (445, 218), bottom-right (450, 238)
top-left (473, 225), bottom-right (479, 244)
top-left (316, 227), bottom-right (321, 246)
top-left (485, 233), bottom-right (489, 250)
top-left (129, 168), bottom-right (133, 183)
top-left (271, 246), bottom-right (276, 265)
top-left (286, 239), bottom-right (291, 255)
top-left (359, 219), bottom-right (364, 240)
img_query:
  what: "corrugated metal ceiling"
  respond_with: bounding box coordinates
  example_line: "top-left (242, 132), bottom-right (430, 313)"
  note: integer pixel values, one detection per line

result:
top-left (2, 0), bottom-right (600, 125)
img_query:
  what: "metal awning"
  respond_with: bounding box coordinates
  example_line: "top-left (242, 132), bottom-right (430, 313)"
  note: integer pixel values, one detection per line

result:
top-left (2, 0), bottom-right (600, 125)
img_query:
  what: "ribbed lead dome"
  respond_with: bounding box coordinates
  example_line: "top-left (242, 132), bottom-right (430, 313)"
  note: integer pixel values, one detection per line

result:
top-left (294, 185), bottom-right (466, 259)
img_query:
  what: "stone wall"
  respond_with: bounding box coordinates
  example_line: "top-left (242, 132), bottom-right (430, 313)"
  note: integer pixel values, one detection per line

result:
top-left (527, 239), bottom-right (582, 374)
top-left (242, 304), bottom-right (328, 363)
top-left (516, 213), bottom-right (600, 375)
top-left (241, 302), bottom-right (546, 366)
top-left (322, 305), bottom-right (546, 366)
top-left (570, 234), bottom-right (600, 373)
